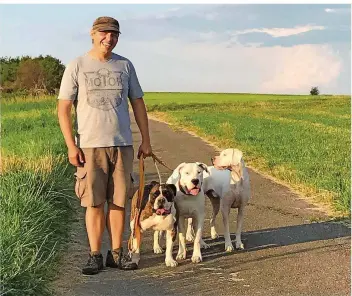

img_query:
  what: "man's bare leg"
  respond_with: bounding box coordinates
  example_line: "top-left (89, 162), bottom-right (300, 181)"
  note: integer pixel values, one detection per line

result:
top-left (106, 203), bottom-right (125, 250)
top-left (85, 204), bottom-right (105, 253)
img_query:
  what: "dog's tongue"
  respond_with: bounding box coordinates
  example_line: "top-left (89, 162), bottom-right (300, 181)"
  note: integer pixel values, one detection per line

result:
top-left (156, 208), bottom-right (169, 215)
top-left (190, 188), bottom-right (200, 195)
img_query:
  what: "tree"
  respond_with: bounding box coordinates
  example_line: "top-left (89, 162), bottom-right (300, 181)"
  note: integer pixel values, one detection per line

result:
top-left (16, 59), bottom-right (44, 90)
top-left (37, 55), bottom-right (65, 93)
top-left (0, 55), bottom-right (65, 94)
top-left (310, 86), bottom-right (319, 96)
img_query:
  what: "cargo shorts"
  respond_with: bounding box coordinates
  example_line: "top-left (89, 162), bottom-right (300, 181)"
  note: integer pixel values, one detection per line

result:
top-left (74, 146), bottom-right (134, 208)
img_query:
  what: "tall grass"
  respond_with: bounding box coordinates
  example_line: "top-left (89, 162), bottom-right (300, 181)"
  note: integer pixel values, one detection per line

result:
top-left (146, 95), bottom-right (351, 216)
top-left (1, 95), bottom-right (75, 295)
top-left (1, 163), bottom-right (73, 295)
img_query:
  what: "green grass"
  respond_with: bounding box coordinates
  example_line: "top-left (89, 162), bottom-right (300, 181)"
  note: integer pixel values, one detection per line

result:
top-left (1, 95), bottom-right (75, 296)
top-left (143, 92), bottom-right (338, 104)
top-left (145, 94), bottom-right (351, 215)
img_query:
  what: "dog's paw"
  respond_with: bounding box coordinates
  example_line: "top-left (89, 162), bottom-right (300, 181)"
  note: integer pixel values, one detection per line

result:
top-left (211, 230), bottom-right (219, 240)
top-left (235, 241), bottom-right (244, 250)
top-left (191, 254), bottom-right (202, 263)
top-left (153, 246), bottom-right (164, 254)
top-left (200, 241), bottom-right (210, 249)
top-left (186, 233), bottom-right (195, 242)
top-left (165, 258), bottom-right (178, 267)
top-left (176, 252), bottom-right (186, 260)
top-left (225, 243), bottom-right (235, 252)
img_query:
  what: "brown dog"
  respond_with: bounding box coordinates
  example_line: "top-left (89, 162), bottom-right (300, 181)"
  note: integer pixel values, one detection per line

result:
top-left (127, 181), bottom-right (178, 269)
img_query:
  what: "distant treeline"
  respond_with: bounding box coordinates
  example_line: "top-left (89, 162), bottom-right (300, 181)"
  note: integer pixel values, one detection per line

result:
top-left (1, 55), bottom-right (65, 95)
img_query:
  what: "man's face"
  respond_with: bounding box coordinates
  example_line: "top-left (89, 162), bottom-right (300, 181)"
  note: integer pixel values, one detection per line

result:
top-left (91, 30), bottom-right (119, 54)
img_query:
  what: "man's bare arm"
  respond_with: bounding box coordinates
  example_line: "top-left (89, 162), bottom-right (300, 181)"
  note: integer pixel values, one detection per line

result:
top-left (57, 100), bottom-right (85, 166)
top-left (130, 98), bottom-right (152, 158)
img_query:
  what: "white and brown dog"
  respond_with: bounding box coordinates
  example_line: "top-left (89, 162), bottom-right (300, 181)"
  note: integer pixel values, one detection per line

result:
top-left (166, 162), bottom-right (209, 263)
top-left (203, 148), bottom-right (251, 251)
top-left (128, 181), bottom-right (178, 269)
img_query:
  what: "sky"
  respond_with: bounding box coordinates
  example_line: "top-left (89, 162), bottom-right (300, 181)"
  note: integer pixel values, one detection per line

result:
top-left (0, 3), bottom-right (351, 94)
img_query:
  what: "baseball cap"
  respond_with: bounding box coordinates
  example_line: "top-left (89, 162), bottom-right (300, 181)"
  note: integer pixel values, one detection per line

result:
top-left (92, 16), bottom-right (121, 34)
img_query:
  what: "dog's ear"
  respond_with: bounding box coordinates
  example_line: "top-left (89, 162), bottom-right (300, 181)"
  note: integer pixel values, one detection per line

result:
top-left (166, 184), bottom-right (177, 197)
top-left (171, 162), bottom-right (186, 178)
top-left (230, 163), bottom-right (243, 181)
top-left (149, 181), bottom-right (160, 187)
top-left (231, 149), bottom-right (243, 166)
top-left (174, 162), bottom-right (186, 173)
top-left (196, 162), bottom-right (209, 173)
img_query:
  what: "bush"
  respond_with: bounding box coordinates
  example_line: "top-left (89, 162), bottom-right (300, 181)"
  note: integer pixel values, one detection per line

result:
top-left (310, 86), bottom-right (320, 96)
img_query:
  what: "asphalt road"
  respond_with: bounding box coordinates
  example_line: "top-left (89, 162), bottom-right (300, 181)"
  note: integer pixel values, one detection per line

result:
top-left (54, 116), bottom-right (350, 296)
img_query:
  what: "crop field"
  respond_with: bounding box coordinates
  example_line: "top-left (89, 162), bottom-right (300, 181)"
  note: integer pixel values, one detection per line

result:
top-left (144, 92), bottom-right (351, 215)
top-left (1, 92), bottom-right (350, 295)
top-left (1, 95), bottom-right (75, 295)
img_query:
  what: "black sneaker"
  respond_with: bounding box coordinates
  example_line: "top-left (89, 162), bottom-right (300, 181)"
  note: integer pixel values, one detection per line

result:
top-left (106, 248), bottom-right (138, 270)
top-left (106, 248), bottom-right (122, 268)
top-left (120, 253), bottom-right (139, 271)
top-left (82, 253), bottom-right (104, 275)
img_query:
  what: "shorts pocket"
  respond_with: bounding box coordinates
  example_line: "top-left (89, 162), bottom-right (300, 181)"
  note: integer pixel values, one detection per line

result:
top-left (74, 167), bottom-right (87, 199)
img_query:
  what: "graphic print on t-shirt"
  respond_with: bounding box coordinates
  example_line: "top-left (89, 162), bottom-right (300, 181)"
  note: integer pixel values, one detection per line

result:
top-left (84, 68), bottom-right (124, 110)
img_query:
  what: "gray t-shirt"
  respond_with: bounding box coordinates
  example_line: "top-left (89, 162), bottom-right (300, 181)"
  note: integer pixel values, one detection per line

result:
top-left (58, 53), bottom-right (144, 148)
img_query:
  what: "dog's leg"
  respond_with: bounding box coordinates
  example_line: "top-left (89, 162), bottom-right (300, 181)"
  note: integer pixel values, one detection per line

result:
top-left (186, 218), bottom-right (195, 242)
top-left (176, 217), bottom-right (187, 260)
top-left (235, 206), bottom-right (245, 250)
top-left (191, 214), bottom-right (205, 263)
top-left (206, 190), bottom-right (220, 239)
top-left (129, 219), bottom-right (141, 265)
top-left (165, 230), bottom-right (178, 267)
top-left (221, 205), bottom-right (234, 252)
top-left (153, 231), bottom-right (164, 254)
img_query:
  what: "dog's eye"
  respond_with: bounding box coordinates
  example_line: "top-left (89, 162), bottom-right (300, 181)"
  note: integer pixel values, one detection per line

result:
top-left (185, 172), bottom-right (189, 175)
top-left (163, 190), bottom-right (174, 202)
top-left (153, 190), bottom-right (160, 197)
top-left (198, 171), bottom-right (201, 174)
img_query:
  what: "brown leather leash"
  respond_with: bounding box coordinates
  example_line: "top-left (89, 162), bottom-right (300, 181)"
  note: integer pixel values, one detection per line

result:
top-left (128, 152), bottom-right (173, 253)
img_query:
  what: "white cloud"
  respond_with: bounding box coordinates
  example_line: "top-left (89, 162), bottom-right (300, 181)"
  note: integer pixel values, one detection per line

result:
top-left (198, 31), bottom-right (217, 40)
top-left (260, 45), bottom-right (341, 93)
top-left (232, 25), bottom-right (326, 38)
top-left (204, 12), bottom-right (219, 21)
top-left (168, 7), bottom-right (181, 12)
top-left (325, 8), bottom-right (351, 14)
top-left (120, 38), bottom-right (342, 94)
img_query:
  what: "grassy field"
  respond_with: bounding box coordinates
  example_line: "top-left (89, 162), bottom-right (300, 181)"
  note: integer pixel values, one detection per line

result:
top-left (144, 92), bottom-right (351, 216)
top-left (1, 92), bottom-right (350, 294)
top-left (1, 95), bottom-right (75, 295)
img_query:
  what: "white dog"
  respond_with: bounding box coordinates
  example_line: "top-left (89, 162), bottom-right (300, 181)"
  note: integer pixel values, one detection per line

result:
top-left (166, 162), bottom-right (209, 263)
top-left (203, 148), bottom-right (251, 251)
top-left (185, 149), bottom-right (251, 252)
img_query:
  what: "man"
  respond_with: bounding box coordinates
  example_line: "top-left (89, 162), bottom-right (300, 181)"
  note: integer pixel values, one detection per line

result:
top-left (57, 16), bottom-right (152, 275)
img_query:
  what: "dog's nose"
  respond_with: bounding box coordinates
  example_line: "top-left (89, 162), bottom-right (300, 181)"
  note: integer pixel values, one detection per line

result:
top-left (191, 179), bottom-right (199, 186)
top-left (157, 197), bottom-right (166, 208)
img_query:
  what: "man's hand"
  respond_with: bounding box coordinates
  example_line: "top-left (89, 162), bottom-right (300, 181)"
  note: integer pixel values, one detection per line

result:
top-left (137, 141), bottom-right (152, 159)
top-left (68, 145), bottom-right (85, 167)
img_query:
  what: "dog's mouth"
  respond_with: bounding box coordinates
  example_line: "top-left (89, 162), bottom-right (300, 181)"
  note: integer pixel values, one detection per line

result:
top-left (185, 186), bottom-right (200, 196)
top-left (153, 208), bottom-right (171, 216)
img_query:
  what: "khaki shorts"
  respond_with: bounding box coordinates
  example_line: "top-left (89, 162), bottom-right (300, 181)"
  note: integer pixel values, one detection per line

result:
top-left (74, 146), bottom-right (134, 208)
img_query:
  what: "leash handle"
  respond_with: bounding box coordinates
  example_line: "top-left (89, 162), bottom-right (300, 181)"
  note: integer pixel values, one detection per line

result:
top-left (151, 152), bottom-right (173, 171)
top-left (129, 154), bottom-right (145, 252)
top-left (129, 151), bottom-right (172, 253)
